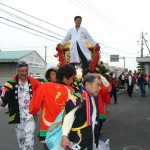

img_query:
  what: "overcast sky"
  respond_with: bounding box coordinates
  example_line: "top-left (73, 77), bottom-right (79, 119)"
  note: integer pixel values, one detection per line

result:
top-left (0, 0), bottom-right (150, 70)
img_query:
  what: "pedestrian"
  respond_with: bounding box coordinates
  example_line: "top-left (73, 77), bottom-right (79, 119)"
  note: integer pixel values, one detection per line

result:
top-left (61, 74), bottom-right (101, 149)
top-left (95, 73), bottom-right (111, 147)
top-left (126, 70), bottom-right (134, 97)
top-left (57, 16), bottom-right (99, 71)
top-left (133, 70), bottom-right (139, 91)
top-left (110, 73), bottom-right (119, 104)
top-left (148, 75), bottom-right (150, 89)
top-left (118, 71), bottom-right (126, 86)
top-left (0, 61), bottom-right (41, 150)
top-left (44, 68), bottom-right (57, 82)
top-left (138, 69), bottom-right (147, 97)
top-left (29, 64), bottom-right (76, 150)
top-left (98, 74), bottom-right (111, 126)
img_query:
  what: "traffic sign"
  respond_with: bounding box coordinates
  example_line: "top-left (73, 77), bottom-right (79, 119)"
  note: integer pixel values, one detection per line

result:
top-left (110, 55), bottom-right (119, 62)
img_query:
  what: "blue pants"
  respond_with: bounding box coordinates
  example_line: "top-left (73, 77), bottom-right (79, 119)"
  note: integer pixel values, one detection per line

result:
top-left (140, 82), bottom-right (146, 96)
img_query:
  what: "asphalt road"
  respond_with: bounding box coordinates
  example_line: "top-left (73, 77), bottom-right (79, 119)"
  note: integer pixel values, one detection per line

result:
top-left (0, 88), bottom-right (150, 150)
top-left (102, 88), bottom-right (150, 150)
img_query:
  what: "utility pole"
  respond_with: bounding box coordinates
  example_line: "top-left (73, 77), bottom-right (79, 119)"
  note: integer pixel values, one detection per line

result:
top-left (143, 35), bottom-right (150, 54)
top-left (119, 56), bottom-right (125, 72)
top-left (141, 31), bottom-right (144, 57)
top-left (139, 31), bottom-right (150, 57)
top-left (123, 57), bottom-right (125, 71)
top-left (45, 46), bottom-right (47, 62)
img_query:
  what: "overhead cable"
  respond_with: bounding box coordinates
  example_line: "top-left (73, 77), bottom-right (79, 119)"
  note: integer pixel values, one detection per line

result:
top-left (0, 2), bottom-right (67, 31)
top-left (0, 8), bottom-right (65, 38)
top-left (0, 16), bottom-right (62, 41)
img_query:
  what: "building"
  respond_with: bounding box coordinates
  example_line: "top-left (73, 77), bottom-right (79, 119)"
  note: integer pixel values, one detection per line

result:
top-left (103, 62), bottom-right (110, 70)
top-left (0, 50), bottom-right (46, 86)
top-left (136, 56), bottom-right (150, 76)
top-left (109, 66), bottom-right (124, 78)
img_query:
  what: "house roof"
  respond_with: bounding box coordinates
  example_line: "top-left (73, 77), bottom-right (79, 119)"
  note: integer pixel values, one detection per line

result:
top-left (0, 50), bottom-right (34, 62)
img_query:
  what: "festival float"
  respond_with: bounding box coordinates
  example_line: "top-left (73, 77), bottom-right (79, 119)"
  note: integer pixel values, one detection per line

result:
top-left (54, 40), bottom-right (100, 71)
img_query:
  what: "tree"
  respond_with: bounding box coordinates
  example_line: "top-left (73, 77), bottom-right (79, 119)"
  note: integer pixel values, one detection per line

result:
top-left (137, 62), bottom-right (145, 72)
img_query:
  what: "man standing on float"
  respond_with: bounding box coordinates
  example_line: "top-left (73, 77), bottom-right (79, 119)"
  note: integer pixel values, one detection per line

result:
top-left (57, 16), bottom-right (99, 70)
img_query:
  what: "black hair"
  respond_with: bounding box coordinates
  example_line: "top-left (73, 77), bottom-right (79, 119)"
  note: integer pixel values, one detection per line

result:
top-left (82, 68), bottom-right (92, 78)
top-left (45, 68), bottom-right (57, 81)
top-left (74, 16), bottom-right (82, 21)
top-left (56, 64), bottom-right (76, 82)
top-left (82, 74), bottom-right (100, 87)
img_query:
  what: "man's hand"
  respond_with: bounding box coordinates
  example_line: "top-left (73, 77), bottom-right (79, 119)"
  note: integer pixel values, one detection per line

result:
top-left (56, 43), bottom-right (62, 50)
top-left (61, 135), bottom-right (70, 149)
top-left (95, 43), bottom-right (100, 49)
top-left (88, 59), bottom-right (93, 66)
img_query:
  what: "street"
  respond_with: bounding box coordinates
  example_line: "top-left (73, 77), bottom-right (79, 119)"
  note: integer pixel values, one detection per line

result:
top-left (0, 88), bottom-right (150, 150)
top-left (103, 88), bottom-right (150, 150)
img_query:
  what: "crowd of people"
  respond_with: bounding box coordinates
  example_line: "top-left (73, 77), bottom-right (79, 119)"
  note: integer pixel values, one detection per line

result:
top-left (118, 69), bottom-right (150, 97)
top-left (0, 15), bottom-right (149, 150)
top-left (0, 66), bottom-right (149, 150)
top-left (0, 60), bottom-right (117, 150)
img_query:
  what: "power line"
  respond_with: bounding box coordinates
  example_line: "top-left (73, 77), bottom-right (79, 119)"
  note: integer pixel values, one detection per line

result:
top-left (0, 16), bottom-right (137, 56)
top-left (0, 21), bottom-right (58, 42)
top-left (68, 0), bottom-right (110, 26)
top-left (0, 5), bottom-right (138, 56)
top-left (103, 41), bottom-right (136, 45)
top-left (100, 43), bottom-right (137, 55)
top-left (101, 51), bottom-right (136, 59)
top-left (68, 0), bottom-right (137, 37)
top-left (0, 8), bottom-right (65, 38)
top-left (0, 19), bottom-right (136, 59)
top-left (0, 44), bottom-right (56, 50)
top-left (0, 16), bottom-right (62, 41)
top-left (82, 0), bottom-right (137, 36)
top-left (75, 0), bottom-right (114, 26)
top-left (83, 0), bottom-right (114, 23)
top-left (0, 2), bottom-right (67, 31)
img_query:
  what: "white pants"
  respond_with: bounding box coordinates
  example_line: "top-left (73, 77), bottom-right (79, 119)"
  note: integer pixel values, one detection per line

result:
top-left (15, 120), bottom-right (35, 150)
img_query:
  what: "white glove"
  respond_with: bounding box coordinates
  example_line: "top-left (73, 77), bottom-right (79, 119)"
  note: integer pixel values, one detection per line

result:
top-left (100, 75), bottom-right (109, 88)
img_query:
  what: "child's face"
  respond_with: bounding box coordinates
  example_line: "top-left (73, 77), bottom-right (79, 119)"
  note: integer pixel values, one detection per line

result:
top-left (49, 71), bottom-right (56, 82)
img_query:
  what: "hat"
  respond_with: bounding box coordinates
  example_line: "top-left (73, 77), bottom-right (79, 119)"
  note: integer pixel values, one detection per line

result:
top-left (16, 61), bottom-right (28, 68)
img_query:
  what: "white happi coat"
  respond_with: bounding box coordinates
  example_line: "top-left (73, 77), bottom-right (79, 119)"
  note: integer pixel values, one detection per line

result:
top-left (61, 27), bottom-right (97, 63)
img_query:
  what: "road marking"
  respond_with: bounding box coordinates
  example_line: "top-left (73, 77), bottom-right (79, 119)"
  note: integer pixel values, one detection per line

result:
top-left (146, 117), bottom-right (150, 121)
top-left (123, 146), bottom-right (143, 150)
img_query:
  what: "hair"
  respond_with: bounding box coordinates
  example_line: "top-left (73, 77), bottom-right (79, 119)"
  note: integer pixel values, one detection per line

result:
top-left (82, 74), bottom-right (100, 86)
top-left (74, 16), bottom-right (82, 21)
top-left (16, 61), bottom-right (28, 68)
top-left (45, 68), bottom-right (57, 81)
top-left (56, 64), bottom-right (76, 82)
top-left (82, 68), bottom-right (92, 78)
